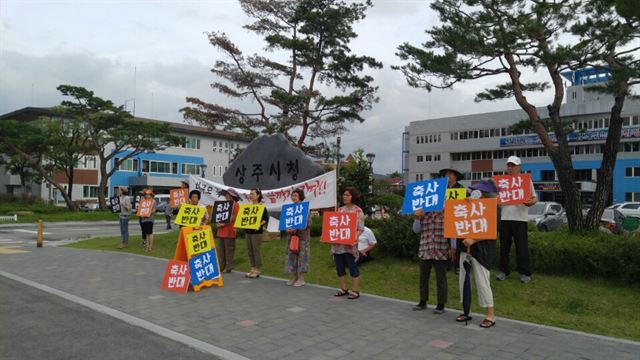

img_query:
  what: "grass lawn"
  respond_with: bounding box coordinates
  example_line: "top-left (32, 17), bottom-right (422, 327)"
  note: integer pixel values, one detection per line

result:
top-left (67, 231), bottom-right (640, 341)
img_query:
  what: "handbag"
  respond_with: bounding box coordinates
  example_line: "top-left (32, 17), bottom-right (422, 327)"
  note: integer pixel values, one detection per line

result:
top-left (289, 235), bottom-right (300, 254)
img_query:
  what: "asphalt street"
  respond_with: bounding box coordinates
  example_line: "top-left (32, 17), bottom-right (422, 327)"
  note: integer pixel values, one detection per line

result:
top-left (0, 220), bottom-right (171, 247)
top-left (0, 276), bottom-right (219, 360)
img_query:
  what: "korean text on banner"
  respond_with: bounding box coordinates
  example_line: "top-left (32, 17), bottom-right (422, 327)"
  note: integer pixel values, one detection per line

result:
top-left (401, 178), bottom-right (448, 214)
top-left (445, 188), bottom-right (466, 201)
top-left (279, 201), bottom-right (310, 231)
top-left (188, 170), bottom-right (337, 210)
top-left (185, 228), bottom-right (213, 258)
top-left (174, 203), bottom-right (206, 227)
top-left (189, 249), bottom-right (220, 286)
top-left (160, 260), bottom-right (191, 294)
top-left (109, 196), bottom-right (120, 213)
top-left (170, 188), bottom-right (189, 209)
top-left (234, 204), bottom-right (265, 230)
top-left (213, 200), bottom-right (234, 224)
top-left (444, 198), bottom-right (498, 239)
top-left (136, 198), bottom-right (154, 217)
top-left (320, 211), bottom-right (357, 245)
top-left (492, 173), bottom-right (532, 205)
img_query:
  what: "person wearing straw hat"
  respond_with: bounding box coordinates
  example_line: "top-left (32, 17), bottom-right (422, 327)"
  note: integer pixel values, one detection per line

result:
top-left (216, 188), bottom-right (240, 273)
top-left (496, 156), bottom-right (537, 284)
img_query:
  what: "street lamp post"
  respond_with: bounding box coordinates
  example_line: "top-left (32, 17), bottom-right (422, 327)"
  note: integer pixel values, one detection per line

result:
top-left (366, 153), bottom-right (375, 211)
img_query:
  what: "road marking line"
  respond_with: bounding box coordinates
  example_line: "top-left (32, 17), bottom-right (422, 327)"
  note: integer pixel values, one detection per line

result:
top-left (0, 247), bottom-right (31, 254)
top-left (14, 229), bottom-right (52, 235)
top-left (0, 270), bottom-right (251, 360)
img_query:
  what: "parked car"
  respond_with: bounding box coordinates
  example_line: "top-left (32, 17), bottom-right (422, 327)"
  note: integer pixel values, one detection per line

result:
top-left (616, 202), bottom-right (640, 218)
top-left (607, 203), bottom-right (623, 210)
top-left (536, 210), bottom-right (567, 232)
top-left (600, 209), bottom-right (626, 235)
top-left (80, 202), bottom-right (99, 212)
top-left (528, 202), bottom-right (563, 225)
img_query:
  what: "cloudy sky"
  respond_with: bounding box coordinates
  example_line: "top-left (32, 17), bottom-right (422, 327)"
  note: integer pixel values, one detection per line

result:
top-left (0, 0), bottom-right (555, 174)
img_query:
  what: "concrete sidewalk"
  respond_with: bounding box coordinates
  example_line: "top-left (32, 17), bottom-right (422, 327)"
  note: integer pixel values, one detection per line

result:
top-left (0, 246), bottom-right (638, 360)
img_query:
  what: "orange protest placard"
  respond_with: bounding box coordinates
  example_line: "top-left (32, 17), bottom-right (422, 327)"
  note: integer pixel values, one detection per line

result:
top-left (320, 211), bottom-right (357, 245)
top-left (170, 188), bottom-right (189, 209)
top-left (444, 198), bottom-right (498, 240)
top-left (136, 198), bottom-right (154, 217)
top-left (492, 173), bottom-right (532, 205)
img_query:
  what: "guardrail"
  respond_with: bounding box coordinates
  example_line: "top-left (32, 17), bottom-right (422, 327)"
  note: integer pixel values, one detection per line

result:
top-left (0, 214), bottom-right (18, 222)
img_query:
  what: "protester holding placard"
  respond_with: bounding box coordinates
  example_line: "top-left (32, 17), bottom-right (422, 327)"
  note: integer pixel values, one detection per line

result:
top-left (139, 189), bottom-right (157, 252)
top-left (332, 187), bottom-right (365, 300)
top-left (411, 206), bottom-right (449, 314)
top-left (455, 180), bottom-right (498, 328)
top-left (440, 168), bottom-right (466, 274)
top-left (496, 156), bottom-right (537, 284)
top-left (244, 188), bottom-right (269, 279)
top-left (189, 190), bottom-right (209, 226)
top-left (215, 188), bottom-right (240, 273)
top-left (116, 187), bottom-right (132, 249)
top-left (284, 188), bottom-right (311, 287)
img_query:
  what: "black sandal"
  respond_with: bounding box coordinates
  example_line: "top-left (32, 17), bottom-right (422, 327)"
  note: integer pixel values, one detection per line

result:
top-left (334, 289), bottom-right (349, 297)
top-left (347, 291), bottom-right (360, 300)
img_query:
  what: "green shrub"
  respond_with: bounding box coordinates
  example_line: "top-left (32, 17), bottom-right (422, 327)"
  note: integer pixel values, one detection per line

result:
top-left (310, 216), bottom-right (323, 237)
top-left (0, 195), bottom-right (65, 214)
top-left (505, 230), bottom-right (640, 284)
top-left (376, 213), bottom-right (419, 259)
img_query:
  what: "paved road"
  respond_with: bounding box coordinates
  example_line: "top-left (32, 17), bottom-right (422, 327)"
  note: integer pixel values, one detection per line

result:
top-left (0, 276), bottom-right (219, 360)
top-left (0, 220), bottom-right (171, 247)
top-left (1, 245), bottom-right (638, 360)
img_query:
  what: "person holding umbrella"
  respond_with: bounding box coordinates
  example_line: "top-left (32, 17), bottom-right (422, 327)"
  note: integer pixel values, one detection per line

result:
top-left (456, 179), bottom-right (498, 328)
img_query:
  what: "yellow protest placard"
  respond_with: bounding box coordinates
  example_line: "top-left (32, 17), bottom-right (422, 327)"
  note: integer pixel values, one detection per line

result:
top-left (233, 204), bottom-right (265, 230)
top-left (445, 188), bottom-right (466, 200)
top-left (174, 203), bottom-right (206, 227)
top-left (185, 228), bottom-right (212, 258)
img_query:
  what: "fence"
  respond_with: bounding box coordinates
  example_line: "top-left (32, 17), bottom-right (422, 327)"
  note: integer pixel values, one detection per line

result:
top-left (0, 214), bottom-right (18, 222)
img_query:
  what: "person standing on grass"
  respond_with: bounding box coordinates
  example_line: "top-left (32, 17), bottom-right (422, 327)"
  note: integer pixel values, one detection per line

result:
top-left (439, 168), bottom-right (466, 275)
top-left (139, 189), bottom-right (157, 252)
top-left (284, 188), bottom-right (311, 287)
top-left (245, 188), bottom-right (269, 279)
top-left (411, 205), bottom-right (449, 314)
top-left (215, 188), bottom-right (239, 273)
top-left (455, 180), bottom-right (498, 328)
top-left (496, 156), bottom-right (537, 284)
top-left (332, 187), bottom-right (365, 300)
top-left (117, 187), bottom-right (132, 249)
top-left (164, 199), bottom-right (172, 230)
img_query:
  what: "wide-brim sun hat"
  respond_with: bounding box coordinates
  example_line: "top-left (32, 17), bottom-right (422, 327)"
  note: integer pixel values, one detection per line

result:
top-left (218, 188), bottom-right (240, 200)
top-left (439, 168), bottom-right (464, 181)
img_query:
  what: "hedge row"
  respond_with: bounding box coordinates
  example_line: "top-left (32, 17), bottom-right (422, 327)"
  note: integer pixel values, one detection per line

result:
top-left (372, 213), bottom-right (640, 284)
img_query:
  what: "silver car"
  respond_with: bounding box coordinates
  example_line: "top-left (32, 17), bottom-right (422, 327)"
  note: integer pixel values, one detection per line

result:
top-left (528, 202), bottom-right (565, 231)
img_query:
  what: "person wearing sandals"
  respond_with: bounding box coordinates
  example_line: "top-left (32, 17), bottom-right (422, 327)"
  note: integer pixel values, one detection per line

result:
top-left (284, 188), bottom-right (311, 287)
top-left (140, 189), bottom-right (157, 252)
top-left (332, 187), bottom-right (365, 300)
top-left (455, 179), bottom-right (498, 328)
top-left (245, 188), bottom-right (269, 279)
top-left (411, 204), bottom-right (450, 314)
top-left (216, 188), bottom-right (240, 273)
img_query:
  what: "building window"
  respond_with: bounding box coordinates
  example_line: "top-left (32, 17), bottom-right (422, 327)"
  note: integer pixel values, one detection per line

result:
top-left (116, 158), bottom-right (138, 172)
top-left (417, 155), bottom-right (423, 162)
top-left (425, 155), bottom-right (432, 162)
top-left (434, 154), bottom-right (441, 161)
top-left (181, 163), bottom-right (200, 175)
top-left (541, 170), bottom-right (556, 181)
top-left (83, 186), bottom-right (100, 198)
top-left (77, 156), bottom-right (97, 169)
top-left (148, 161), bottom-right (177, 174)
top-left (625, 167), bottom-right (640, 177)
top-left (625, 193), bottom-right (640, 202)
top-left (574, 169), bottom-right (593, 181)
top-left (182, 137), bottom-right (201, 149)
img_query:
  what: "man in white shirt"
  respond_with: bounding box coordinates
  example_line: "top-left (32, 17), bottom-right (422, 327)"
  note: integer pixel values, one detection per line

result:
top-left (356, 226), bottom-right (377, 265)
top-left (496, 156), bottom-right (537, 284)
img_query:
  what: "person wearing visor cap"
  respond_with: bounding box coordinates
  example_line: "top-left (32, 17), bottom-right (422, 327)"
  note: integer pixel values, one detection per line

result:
top-left (439, 168), bottom-right (466, 275)
top-left (140, 189), bottom-right (157, 252)
top-left (455, 179), bottom-right (498, 328)
top-left (496, 156), bottom-right (537, 284)
top-left (216, 188), bottom-right (240, 273)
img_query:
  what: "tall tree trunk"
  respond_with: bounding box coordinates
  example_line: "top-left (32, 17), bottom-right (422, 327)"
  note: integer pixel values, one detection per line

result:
top-left (584, 89), bottom-right (627, 230)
